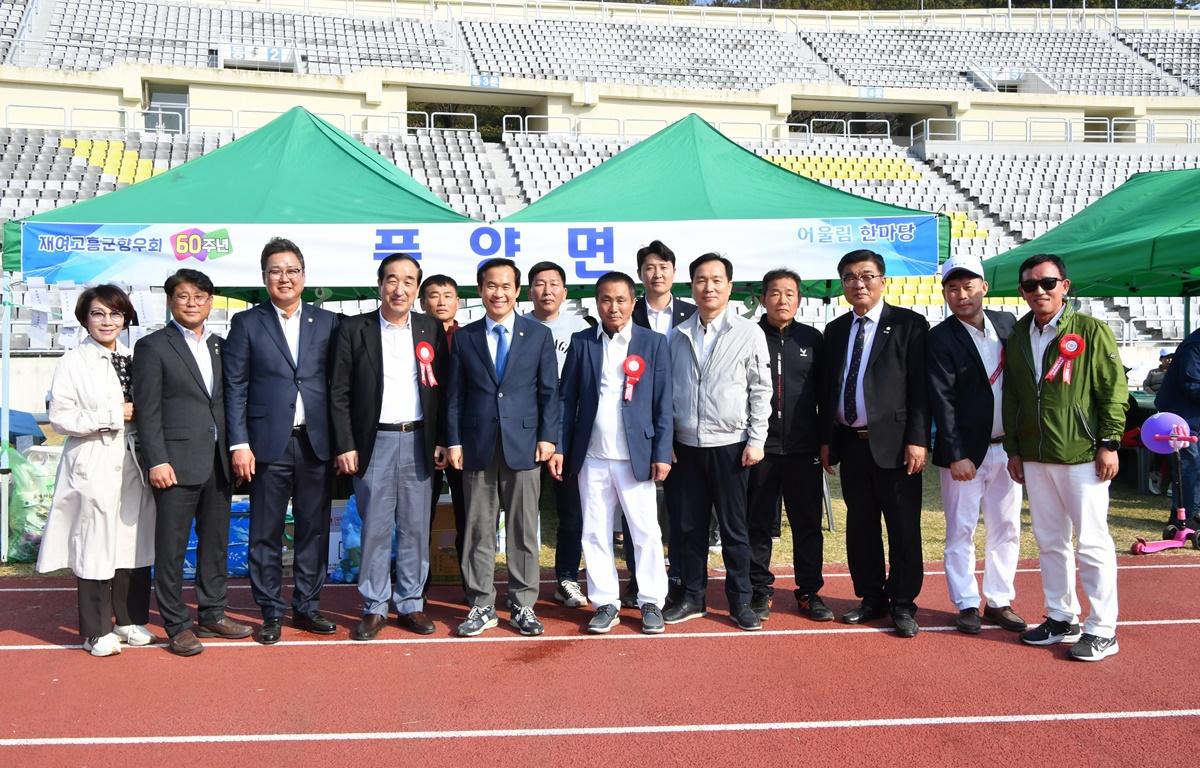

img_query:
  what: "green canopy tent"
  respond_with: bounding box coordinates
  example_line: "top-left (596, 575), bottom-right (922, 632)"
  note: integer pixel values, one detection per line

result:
top-left (502, 113), bottom-right (951, 299)
top-left (983, 167), bottom-right (1200, 305)
top-left (2, 106), bottom-right (473, 301)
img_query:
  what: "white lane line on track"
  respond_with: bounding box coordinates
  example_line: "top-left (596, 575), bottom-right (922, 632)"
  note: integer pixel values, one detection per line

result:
top-left (4, 618), bottom-right (1198, 652)
top-left (2, 561), bottom-right (1197, 593)
top-left (3, 708), bottom-right (1199, 747)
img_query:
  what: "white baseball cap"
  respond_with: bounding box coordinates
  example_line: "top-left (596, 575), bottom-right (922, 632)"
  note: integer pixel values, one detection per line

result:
top-left (940, 253), bottom-right (985, 283)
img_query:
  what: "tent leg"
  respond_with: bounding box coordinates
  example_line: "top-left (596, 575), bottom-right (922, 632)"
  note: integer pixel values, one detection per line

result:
top-left (1, 270), bottom-right (11, 562)
top-left (1185, 294), bottom-right (1192, 336)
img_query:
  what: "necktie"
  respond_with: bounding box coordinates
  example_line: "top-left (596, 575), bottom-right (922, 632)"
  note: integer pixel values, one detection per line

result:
top-left (843, 316), bottom-right (866, 426)
top-left (493, 324), bottom-right (509, 380)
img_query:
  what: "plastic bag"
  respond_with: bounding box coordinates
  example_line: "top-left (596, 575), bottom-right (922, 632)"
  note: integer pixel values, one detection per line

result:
top-left (329, 495), bottom-right (362, 584)
top-left (4, 444), bottom-right (57, 562)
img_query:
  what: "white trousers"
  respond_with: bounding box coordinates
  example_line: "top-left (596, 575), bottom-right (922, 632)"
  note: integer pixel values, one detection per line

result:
top-left (579, 457), bottom-right (667, 608)
top-left (1024, 461), bottom-right (1119, 638)
top-left (940, 443), bottom-right (1022, 611)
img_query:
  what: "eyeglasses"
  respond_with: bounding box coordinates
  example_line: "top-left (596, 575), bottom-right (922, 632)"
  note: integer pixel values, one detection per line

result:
top-left (172, 292), bottom-right (211, 306)
top-left (841, 273), bottom-right (881, 286)
top-left (87, 310), bottom-right (124, 322)
top-left (1019, 277), bottom-right (1064, 293)
top-left (266, 267), bottom-right (304, 281)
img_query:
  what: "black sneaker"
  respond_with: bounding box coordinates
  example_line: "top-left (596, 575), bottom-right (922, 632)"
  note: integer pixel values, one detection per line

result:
top-left (750, 593), bottom-right (772, 621)
top-left (1020, 617), bottom-right (1082, 646)
top-left (641, 604), bottom-right (665, 634)
top-left (553, 579), bottom-right (587, 608)
top-left (1068, 633), bottom-right (1119, 662)
top-left (662, 598), bottom-right (706, 624)
top-left (587, 604), bottom-right (620, 634)
top-left (509, 606), bottom-right (544, 636)
top-left (731, 604), bottom-right (763, 631)
top-left (457, 605), bottom-right (498, 637)
top-left (796, 592), bottom-right (835, 622)
top-left (620, 579), bottom-right (639, 609)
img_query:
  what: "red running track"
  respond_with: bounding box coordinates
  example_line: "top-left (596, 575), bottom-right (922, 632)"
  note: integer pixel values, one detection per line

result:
top-left (2, 555), bottom-right (1198, 767)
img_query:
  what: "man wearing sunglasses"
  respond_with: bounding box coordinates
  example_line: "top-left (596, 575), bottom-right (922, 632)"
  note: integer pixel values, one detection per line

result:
top-left (1002, 253), bottom-right (1128, 662)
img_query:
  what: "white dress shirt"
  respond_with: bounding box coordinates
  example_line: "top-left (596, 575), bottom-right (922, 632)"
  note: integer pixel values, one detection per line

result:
top-left (645, 298), bottom-right (675, 338)
top-left (484, 312), bottom-right (516, 369)
top-left (836, 300), bottom-right (885, 428)
top-left (379, 311), bottom-right (423, 423)
top-left (586, 323), bottom-right (633, 461)
top-left (697, 308), bottom-right (728, 368)
top-left (172, 319), bottom-right (214, 396)
top-left (277, 304), bottom-right (306, 427)
top-left (1030, 304), bottom-right (1066, 381)
top-left (959, 314), bottom-right (1004, 439)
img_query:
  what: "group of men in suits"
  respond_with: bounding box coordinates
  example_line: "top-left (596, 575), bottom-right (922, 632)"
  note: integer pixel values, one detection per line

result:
top-left (129, 238), bottom-right (1127, 661)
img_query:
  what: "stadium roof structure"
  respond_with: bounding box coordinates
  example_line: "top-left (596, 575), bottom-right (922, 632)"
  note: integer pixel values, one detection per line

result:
top-left (1, 106), bottom-right (471, 282)
top-left (503, 113), bottom-right (950, 299)
top-left (984, 167), bottom-right (1200, 299)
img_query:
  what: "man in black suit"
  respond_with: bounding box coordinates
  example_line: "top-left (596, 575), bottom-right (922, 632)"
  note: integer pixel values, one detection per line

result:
top-left (928, 254), bottom-right (1026, 636)
top-left (133, 268), bottom-right (252, 656)
top-left (330, 253), bottom-right (449, 641)
top-left (819, 249), bottom-right (929, 638)
top-left (223, 238), bottom-right (339, 644)
top-left (625, 240), bottom-right (696, 606)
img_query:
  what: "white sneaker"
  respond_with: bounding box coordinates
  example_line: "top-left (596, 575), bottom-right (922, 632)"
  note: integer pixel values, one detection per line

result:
top-left (113, 624), bottom-right (156, 646)
top-left (83, 633), bottom-right (122, 657)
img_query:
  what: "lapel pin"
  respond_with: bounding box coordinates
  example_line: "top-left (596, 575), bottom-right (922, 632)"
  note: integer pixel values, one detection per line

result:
top-left (307, 317), bottom-right (313, 323)
top-left (519, 332), bottom-right (524, 337)
top-left (883, 326), bottom-right (892, 334)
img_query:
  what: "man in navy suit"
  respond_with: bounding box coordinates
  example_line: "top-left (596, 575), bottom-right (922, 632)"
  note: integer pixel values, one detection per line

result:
top-left (223, 238), bottom-right (339, 644)
top-left (447, 257), bottom-right (560, 637)
top-left (552, 272), bottom-right (674, 634)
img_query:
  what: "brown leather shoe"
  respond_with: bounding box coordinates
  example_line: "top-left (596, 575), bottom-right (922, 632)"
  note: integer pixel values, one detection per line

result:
top-left (168, 629), bottom-right (204, 657)
top-left (397, 611), bottom-right (436, 635)
top-left (350, 614), bottom-right (387, 641)
top-left (194, 617), bottom-right (254, 639)
top-left (984, 605), bottom-right (1028, 632)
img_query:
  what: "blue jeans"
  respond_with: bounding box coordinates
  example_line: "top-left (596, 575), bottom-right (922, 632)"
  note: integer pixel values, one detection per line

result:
top-left (1176, 417), bottom-right (1200, 521)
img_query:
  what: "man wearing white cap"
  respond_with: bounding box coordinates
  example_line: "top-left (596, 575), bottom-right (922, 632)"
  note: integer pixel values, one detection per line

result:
top-left (927, 254), bottom-right (1026, 635)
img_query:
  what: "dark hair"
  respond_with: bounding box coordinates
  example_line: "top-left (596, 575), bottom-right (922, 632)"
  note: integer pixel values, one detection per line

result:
top-left (761, 268), bottom-right (802, 296)
top-left (528, 261), bottom-right (566, 287)
top-left (636, 240), bottom-right (675, 270)
top-left (689, 252), bottom-right (733, 281)
top-left (595, 271), bottom-right (636, 297)
top-left (1017, 253), bottom-right (1067, 282)
top-left (260, 237), bottom-right (304, 272)
top-left (164, 268), bottom-right (214, 298)
top-left (76, 284), bottom-right (137, 328)
top-left (837, 249), bottom-right (886, 277)
top-left (476, 257), bottom-right (521, 288)
top-left (377, 253), bottom-right (422, 284)
top-left (420, 274), bottom-right (458, 299)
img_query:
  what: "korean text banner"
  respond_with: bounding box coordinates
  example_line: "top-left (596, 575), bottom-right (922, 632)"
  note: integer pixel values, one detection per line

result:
top-left (21, 215), bottom-right (938, 286)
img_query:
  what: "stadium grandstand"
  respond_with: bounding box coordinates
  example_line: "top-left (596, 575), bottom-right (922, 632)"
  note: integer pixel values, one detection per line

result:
top-left (2, 0), bottom-right (1199, 410)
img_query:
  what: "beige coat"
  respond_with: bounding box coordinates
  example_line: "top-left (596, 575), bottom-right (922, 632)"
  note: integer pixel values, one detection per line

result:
top-left (36, 336), bottom-right (156, 579)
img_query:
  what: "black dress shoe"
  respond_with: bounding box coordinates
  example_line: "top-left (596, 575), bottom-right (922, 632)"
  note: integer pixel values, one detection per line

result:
top-left (350, 614), bottom-right (386, 641)
top-left (663, 582), bottom-right (683, 611)
top-left (293, 611), bottom-right (337, 635)
top-left (750, 593), bottom-right (772, 621)
top-left (662, 598), bottom-right (706, 624)
top-left (891, 607), bottom-right (919, 638)
top-left (397, 611), bottom-right (436, 635)
top-left (955, 608), bottom-right (982, 635)
top-left (841, 600), bottom-right (888, 625)
top-left (257, 618), bottom-right (282, 645)
top-left (796, 592), bottom-right (835, 622)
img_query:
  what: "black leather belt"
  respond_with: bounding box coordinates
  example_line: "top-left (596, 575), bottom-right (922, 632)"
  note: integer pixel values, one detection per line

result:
top-left (378, 421), bottom-right (423, 433)
top-left (290, 425), bottom-right (307, 437)
top-left (990, 436), bottom-right (1005, 444)
top-left (838, 425), bottom-right (870, 440)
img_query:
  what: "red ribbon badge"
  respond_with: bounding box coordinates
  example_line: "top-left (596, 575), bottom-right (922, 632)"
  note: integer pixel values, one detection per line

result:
top-left (622, 355), bottom-right (646, 402)
top-left (415, 341), bottom-right (438, 387)
top-left (1045, 333), bottom-right (1085, 384)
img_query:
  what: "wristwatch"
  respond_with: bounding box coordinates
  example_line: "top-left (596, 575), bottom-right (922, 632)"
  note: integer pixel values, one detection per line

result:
top-left (1098, 439), bottom-right (1120, 451)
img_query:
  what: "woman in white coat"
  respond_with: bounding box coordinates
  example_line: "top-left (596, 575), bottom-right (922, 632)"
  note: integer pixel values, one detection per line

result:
top-left (36, 285), bottom-right (156, 656)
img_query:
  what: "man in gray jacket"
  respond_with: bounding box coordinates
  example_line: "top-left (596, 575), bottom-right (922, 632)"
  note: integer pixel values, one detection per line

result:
top-left (662, 253), bottom-right (772, 631)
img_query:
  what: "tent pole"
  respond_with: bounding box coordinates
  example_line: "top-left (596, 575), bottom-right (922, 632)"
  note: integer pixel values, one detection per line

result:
top-left (1, 270), bottom-right (11, 562)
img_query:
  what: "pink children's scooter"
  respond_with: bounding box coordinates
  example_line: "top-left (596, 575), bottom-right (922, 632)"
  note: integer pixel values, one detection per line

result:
top-left (1132, 415), bottom-right (1200, 555)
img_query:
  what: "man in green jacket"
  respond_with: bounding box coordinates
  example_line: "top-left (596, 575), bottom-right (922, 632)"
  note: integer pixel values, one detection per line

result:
top-left (1002, 253), bottom-right (1128, 662)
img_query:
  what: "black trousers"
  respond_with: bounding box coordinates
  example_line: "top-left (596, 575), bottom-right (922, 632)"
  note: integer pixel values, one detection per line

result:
top-left (673, 441), bottom-right (752, 608)
top-left (153, 450), bottom-right (232, 637)
top-left (551, 470), bottom-right (584, 583)
top-left (747, 451), bottom-right (825, 598)
top-left (836, 428), bottom-right (924, 610)
top-left (248, 431), bottom-right (332, 621)
top-left (76, 566), bottom-right (151, 638)
top-left (430, 465), bottom-right (466, 574)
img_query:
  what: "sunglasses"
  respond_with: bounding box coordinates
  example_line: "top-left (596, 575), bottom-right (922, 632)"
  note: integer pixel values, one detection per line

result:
top-left (1019, 277), bottom-right (1064, 293)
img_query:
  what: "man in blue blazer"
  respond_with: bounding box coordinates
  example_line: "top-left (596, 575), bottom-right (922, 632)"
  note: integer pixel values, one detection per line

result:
top-left (447, 257), bottom-right (560, 637)
top-left (552, 271), bottom-right (673, 634)
top-left (224, 238), bottom-right (339, 644)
